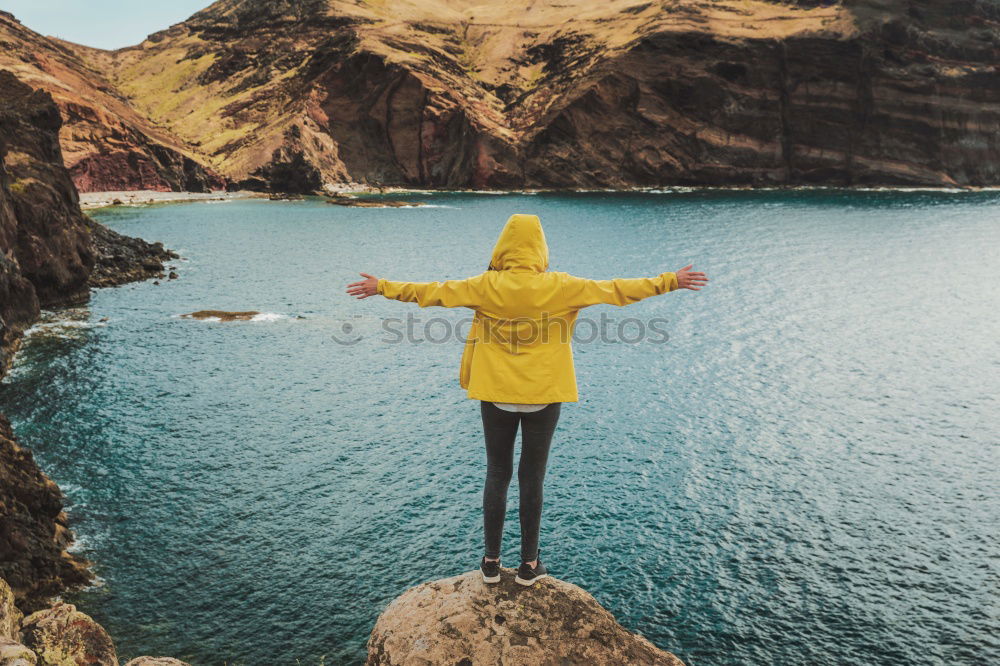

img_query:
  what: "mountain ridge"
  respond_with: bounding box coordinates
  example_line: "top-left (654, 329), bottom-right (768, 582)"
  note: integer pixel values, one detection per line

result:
top-left (3, 1), bottom-right (1000, 191)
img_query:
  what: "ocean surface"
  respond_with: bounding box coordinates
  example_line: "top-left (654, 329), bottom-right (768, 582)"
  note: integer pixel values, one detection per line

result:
top-left (2, 191), bottom-right (998, 665)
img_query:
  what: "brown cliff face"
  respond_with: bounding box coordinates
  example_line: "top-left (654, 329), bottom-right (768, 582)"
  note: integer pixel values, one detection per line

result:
top-left (0, 71), bottom-right (94, 311)
top-left (59, 0), bottom-right (999, 190)
top-left (0, 11), bottom-right (223, 193)
top-left (0, 71), bottom-right (96, 613)
top-left (0, 71), bottom-right (176, 613)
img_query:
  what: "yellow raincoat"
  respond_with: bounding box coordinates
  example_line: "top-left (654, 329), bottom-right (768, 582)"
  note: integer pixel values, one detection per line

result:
top-left (377, 214), bottom-right (678, 403)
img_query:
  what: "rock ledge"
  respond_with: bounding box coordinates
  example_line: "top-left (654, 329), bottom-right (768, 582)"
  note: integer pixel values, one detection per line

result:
top-left (366, 568), bottom-right (685, 665)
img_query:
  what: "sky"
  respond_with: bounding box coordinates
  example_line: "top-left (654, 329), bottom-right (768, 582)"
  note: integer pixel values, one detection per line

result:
top-left (1, 0), bottom-right (212, 49)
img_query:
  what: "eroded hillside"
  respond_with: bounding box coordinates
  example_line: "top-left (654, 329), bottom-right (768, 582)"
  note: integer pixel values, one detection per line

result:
top-left (6, 1), bottom-right (1000, 190)
top-left (0, 11), bottom-right (222, 192)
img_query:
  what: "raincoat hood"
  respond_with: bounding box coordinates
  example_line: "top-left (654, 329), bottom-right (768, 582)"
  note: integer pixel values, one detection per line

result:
top-left (488, 214), bottom-right (549, 272)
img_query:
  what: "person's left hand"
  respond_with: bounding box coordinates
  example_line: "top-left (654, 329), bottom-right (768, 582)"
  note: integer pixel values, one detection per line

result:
top-left (346, 273), bottom-right (379, 299)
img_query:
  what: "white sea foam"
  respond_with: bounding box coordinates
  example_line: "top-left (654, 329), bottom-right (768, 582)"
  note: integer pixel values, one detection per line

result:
top-left (381, 204), bottom-right (456, 208)
top-left (176, 312), bottom-right (292, 322)
top-left (23, 318), bottom-right (108, 339)
top-left (250, 312), bottom-right (288, 322)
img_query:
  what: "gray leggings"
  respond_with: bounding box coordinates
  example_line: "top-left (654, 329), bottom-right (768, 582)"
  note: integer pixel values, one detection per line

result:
top-left (480, 401), bottom-right (561, 562)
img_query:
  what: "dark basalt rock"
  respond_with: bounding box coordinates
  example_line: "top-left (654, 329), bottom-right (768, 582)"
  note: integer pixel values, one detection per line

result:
top-left (85, 219), bottom-right (178, 289)
top-left (0, 416), bottom-right (92, 613)
top-left (252, 149), bottom-right (323, 195)
top-left (0, 71), bottom-right (94, 309)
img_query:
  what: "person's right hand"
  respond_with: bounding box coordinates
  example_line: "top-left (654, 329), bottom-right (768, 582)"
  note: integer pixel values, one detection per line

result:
top-left (676, 265), bottom-right (708, 291)
top-left (346, 273), bottom-right (379, 299)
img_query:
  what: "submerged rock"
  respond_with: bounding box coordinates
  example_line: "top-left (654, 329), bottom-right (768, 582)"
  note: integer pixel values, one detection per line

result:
top-left (123, 658), bottom-right (191, 666)
top-left (181, 310), bottom-right (259, 321)
top-left (326, 198), bottom-right (424, 208)
top-left (21, 603), bottom-right (116, 666)
top-left (366, 568), bottom-right (685, 665)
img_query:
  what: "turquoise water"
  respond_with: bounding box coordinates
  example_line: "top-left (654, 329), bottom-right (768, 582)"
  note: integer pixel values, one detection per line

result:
top-left (1, 191), bottom-right (998, 665)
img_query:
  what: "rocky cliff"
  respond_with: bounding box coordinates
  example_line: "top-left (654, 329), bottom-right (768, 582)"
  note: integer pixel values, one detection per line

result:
top-left (0, 65), bottom-right (199, 666)
top-left (367, 568), bottom-right (685, 665)
top-left (1, 70), bottom-right (176, 613)
top-left (5, 1), bottom-right (1000, 192)
top-left (0, 11), bottom-right (222, 193)
top-left (0, 70), bottom-right (94, 362)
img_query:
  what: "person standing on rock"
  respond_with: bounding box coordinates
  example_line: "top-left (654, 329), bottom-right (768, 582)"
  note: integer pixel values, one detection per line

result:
top-left (347, 214), bottom-right (707, 586)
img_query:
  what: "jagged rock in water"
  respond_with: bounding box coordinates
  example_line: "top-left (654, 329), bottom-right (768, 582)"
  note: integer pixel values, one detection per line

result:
top-left (366, 568), bottom-right (685, 665)
top-left (85, 219), bottom-right (178, 289)
top-left (21, 603), bottom-right (116, 666)
top-left (124, 659), bottom-right (192, 666)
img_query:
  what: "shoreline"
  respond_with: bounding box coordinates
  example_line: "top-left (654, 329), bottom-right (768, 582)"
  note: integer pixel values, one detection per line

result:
top-left (78, 190), bottom-right (267, 210)
top-left (76, 183), bottom-right (1000, 211)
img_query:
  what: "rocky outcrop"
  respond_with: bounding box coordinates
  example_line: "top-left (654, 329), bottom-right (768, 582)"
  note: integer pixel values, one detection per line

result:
top-left (0, 578), bottom-right (34, 666)
top-left (0, 12), bottom-right (222, 193)
top-left (0, 66), bottom-right (178, 339)
top-left (21, 603), bottom-right (117, 666)
top-left (85, 221), bottom-right (178, 289)
top-left (0, 640), bottom-right (36, 666)
top-left (366, 569), bottom-right (685, 665)
top-left (0, 580), bottom-right (21, 643)
top-left (1, 578), bottom-right (190, 666)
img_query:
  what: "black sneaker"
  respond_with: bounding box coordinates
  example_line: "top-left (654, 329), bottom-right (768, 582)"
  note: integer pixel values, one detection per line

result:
top-left (514, 556), bottom-right (548, 586)
top-left (480, 556), bottom-right (501, 584)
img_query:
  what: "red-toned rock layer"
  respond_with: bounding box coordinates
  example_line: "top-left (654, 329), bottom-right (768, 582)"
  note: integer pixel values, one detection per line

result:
top-left (0, 11), bottom-right (223, 193)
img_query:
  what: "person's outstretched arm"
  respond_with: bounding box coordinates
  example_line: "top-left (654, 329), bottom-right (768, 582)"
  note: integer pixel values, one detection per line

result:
top-left (346, 272), bottom-right (485, 308)
top-left (562, 264), bottom-right (708, 309)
